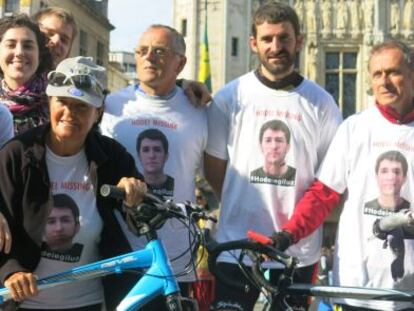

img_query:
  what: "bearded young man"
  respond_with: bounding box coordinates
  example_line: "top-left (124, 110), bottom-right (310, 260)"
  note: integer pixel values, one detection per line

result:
top-left (204, 2), bottom-right (342, 310)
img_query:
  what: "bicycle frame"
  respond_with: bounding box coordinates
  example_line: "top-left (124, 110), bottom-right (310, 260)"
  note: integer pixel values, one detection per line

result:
top-left (0, 239), bottom-right (180, 311)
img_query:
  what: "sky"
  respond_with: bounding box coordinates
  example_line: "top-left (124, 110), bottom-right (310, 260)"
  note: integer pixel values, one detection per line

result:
top-left (108, 0), bottom-right (173, 52)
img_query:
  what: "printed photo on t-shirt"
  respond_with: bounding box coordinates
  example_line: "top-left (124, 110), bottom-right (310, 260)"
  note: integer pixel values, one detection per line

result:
top-left (363, 150), bottom-right (412, 282)
top-left (363, 150), bottom-right (410, 216)
top-left (41, 193), bottom-right (83, 263)
top-left (250, 119), bottom-right (296, 186)
top-left (136, 128), bottom-right (175, 198)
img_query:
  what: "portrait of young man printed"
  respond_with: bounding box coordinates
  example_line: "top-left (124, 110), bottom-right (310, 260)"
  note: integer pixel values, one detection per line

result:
top-left (136, 128), bottom-right (175, 198)
top-left (41, 193), bottom-right (83, 263)
top-left (364, 150), bottom-right (410, 216)
top-left (364, 150), bottom-right (412, 281)
top-left (250, 119), bottom-right (296, 186)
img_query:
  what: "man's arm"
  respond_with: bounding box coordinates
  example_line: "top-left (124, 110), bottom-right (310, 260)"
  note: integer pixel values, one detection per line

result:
top-left (204, 152), bottom-right (227, 199)
top-left (177, 79), bottom-right (212, 108)
top-left (282, 179), bottom-right (341, 242)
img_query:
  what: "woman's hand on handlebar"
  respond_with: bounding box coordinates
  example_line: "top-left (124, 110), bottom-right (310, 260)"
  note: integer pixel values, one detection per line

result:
top-left (116, 177), bottom-right (147, 208)
top-left (0, 212), bottom-right (11, 254)
top-left (4, 271), bottom-right (38, 302)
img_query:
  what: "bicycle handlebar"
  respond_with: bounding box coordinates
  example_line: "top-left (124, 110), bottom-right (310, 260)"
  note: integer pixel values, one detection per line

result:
top-left (100, 184), bottom-right (216, 233)
top-left (206, 230), bottom-right (296, 294)
top-left (100, 184), bottom-right (166, 206)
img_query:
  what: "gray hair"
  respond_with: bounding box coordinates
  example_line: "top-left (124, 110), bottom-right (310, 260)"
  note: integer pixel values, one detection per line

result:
top-left (369, 40), bottom-right (414, 71)
top-left (148, 24), bottom-right (186, 56)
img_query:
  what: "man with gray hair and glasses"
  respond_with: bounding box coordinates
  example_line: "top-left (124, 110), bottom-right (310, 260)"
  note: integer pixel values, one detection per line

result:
top-left (101, 24), bottom-right (207, 310)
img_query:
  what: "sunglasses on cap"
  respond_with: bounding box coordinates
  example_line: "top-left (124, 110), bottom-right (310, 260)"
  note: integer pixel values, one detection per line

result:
top-left (47, 71), bottom-right (106, 97)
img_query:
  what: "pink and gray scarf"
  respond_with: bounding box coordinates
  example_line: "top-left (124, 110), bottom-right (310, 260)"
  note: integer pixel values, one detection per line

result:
top-left (0, 75), bottom-right (49, 135)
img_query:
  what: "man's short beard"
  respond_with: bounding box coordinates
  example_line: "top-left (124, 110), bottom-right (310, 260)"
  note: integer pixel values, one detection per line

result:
top-left (262, 59), bottom-right (294, 78)
top-left (257, 50), bottom-right (295, 78)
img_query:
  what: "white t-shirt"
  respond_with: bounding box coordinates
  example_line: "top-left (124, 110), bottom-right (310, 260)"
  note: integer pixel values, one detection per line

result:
top-left (22, 147), bottom-right (104, 309)
top-left (206, 71), bottom-right (342, 267)
top-left (318, 107), bottom-right (414, 310)
top-left (101, 85), bottom-right (207, 282)
top-left (0, 103), bottom-right (13, 147)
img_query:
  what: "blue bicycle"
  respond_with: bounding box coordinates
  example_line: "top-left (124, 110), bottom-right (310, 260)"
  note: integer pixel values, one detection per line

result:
top-left (0, 185), bottom-right (214, 311)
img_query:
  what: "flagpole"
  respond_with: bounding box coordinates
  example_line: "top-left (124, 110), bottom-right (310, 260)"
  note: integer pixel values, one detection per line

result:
top-left (198, 0), bottom-right (212, 91)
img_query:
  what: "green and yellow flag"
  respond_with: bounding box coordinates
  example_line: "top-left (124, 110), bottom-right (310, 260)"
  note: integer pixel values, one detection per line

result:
top-left (198, 7), bottom-right (212, 92)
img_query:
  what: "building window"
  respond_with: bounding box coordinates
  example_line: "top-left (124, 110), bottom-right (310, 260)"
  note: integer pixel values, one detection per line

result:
top-left (325, 51), bottom-right (358, 119)
top-left (5, 0), bottom-right (19, 13)
top-left (231, 37), bottom-right (239, 57)
top-left (126, 63), bottom-right (136, 74)
top-left (96, 41), bottom-right (105, 66)
top-left (181, 19), bottom-right (187, 37)
top-left (79, 30), bottom-right (88, 56)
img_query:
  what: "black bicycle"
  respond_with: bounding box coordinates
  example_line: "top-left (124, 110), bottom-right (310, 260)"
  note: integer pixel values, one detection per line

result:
top-left (207, 230), bottom-right (414, 310)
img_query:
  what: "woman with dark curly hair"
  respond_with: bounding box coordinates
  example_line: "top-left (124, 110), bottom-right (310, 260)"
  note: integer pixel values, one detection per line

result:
top-left (0, 14), bottom-right (53, 135)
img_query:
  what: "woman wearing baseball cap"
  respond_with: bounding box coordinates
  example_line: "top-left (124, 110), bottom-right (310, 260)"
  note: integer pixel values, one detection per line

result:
top-left (0, 56), bottom-right (146, 310)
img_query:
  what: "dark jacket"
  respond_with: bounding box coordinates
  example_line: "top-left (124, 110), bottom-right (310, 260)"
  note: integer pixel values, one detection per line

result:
top-left (0, 124), bottom-right (141, 309)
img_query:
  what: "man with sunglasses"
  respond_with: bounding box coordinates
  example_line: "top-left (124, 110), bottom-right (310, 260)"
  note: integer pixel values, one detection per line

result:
top-left (100, 24), bottom-right (207, 310)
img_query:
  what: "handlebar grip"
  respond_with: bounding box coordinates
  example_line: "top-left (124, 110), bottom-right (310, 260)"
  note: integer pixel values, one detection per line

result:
top-left (379, 212), bottom-right (413, 232)
top-left (247, 230), bottom-right (293, 267)
top-left (247, 230), bottom-right (273, 245)
top-left (100, 184), bottom-right (125, 199)
top-left (100, 184), bottom-right (165, 205)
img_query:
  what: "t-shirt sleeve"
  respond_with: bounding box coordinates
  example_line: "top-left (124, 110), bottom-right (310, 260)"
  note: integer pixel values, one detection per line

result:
top-left (317, 118), bottom-right (352, 193)
top-left (0, 104), bottom-right (13, 147)
top-left (205, 93), bottom-right (231, 160)
top-left (316, 95), bottom-right (343, 166)
top-left (100, 87), bottom-right (132, 138)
